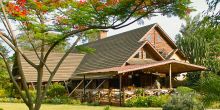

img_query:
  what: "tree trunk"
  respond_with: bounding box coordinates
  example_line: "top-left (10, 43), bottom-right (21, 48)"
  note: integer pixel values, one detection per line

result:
top-left (34, 67), bottom-right (44, 110)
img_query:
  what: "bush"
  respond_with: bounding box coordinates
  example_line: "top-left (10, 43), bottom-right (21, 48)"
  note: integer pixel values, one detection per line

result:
top-left (176, 86), bottom-right (194, 94)
top-left (21, 90), bottom-right (36, 100)
top-left (88, 101), bottom-right (100, 106)
top-left (125, 96), bottom-right (148, 107)
top-left (43, 97), bottom-right (80, 105)
top-left (0, 108), bottom-right (3, 110)
top-left (125, 95), bottom-right (170, 107)
top-left (135, 89), bottom-right (144, 96)
top-left (0, 90), bottom-right (6, 97)
top-left (195, 73), bottom-right (220, 106)
top-left (147, 95), bottom-right (170, 107)
top-left (163, 92), bottom-right (204, 110)
top-left (0, 97), bottom-right (23, 103)
top-left (103, 105), bottom-right (111, 110)
top-left (47, 83), bottom-right (67, 98)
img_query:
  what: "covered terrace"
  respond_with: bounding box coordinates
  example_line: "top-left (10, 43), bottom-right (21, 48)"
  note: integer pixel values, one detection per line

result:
top-left (70, 60), bottom-right (206, 106)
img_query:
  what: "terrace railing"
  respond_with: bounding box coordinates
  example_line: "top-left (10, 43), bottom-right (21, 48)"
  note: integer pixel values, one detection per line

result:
top-left (73, 88), bottom-right (173, 105)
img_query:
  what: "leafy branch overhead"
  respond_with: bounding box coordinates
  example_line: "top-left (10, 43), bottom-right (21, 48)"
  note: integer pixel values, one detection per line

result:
top-left (4, 0), bottom-right (192, 41)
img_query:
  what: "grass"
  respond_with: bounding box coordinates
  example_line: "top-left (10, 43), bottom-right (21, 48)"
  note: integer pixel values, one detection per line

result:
top-left (0, 103), bottom-right (162, 110)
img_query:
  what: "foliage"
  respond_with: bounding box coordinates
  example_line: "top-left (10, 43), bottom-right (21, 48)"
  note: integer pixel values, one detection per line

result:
top-left (176, 15), bottom-right (220, 85)
top-left (17, 33), bottom-right (70, 52)
top-left (22, 90), bottom-right (36, 100)
top-left (87, 101), bottom-right (100, 106)
top-left (43, 97), bottom-right (80, 105)
top-left (134, 89), bottom-right (144, 96)
top-left (47, 83), bottom-right (67, 98)
top-left (0, 44), bottom-right (10, 90)
top-left (103, 105), bottom-right (111, 110)
top-left (125, 95), bottom-right (170, 107)
top-left (146, 95), bottom-right (170, 107)
top-left (0, 97), bottom-right (80, 105)
top-left (163, 92), bottom-right (204, 110)
top-left (195, 73), bottom-right (220, 106)
top-left (176, 86), bottom-right (194, 94)
top-left (0, 97), bottom-right (23, 103)
top-left (125, 96), bottom-right (148, 107)
top-left (0, 90), bottom-right (6, 98)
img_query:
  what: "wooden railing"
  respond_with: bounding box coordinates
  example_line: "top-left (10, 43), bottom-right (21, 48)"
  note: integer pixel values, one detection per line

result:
top-left (72, 88), bottom-right (173, 104)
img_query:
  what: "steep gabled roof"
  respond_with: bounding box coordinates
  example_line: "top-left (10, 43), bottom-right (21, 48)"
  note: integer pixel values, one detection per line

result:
top-left (144, 24), bottom-right (186, 59)
top-left (73, 24), bottom-right (156, 74)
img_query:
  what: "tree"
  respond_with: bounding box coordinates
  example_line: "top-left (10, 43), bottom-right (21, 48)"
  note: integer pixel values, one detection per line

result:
top-left (0, 0), bottom-right (192, 110)
top-left (176, 15), bottom-right (220, 85)
top-left (0, 43), bottom-right (9, 89)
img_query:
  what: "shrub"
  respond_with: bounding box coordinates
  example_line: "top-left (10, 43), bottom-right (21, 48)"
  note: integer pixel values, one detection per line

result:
top-left (21, 90), bottom-right (36, 100)
top-left (0, 97), bottom-right (23, 103)
top-left (135, 89), bottom-right (144, 96)
top-left (0, 90), bottom-right (6, 97)
top-left (125, 96), bottom-right (148, 107)
top-left (176, 86), bottom-right (194, 94)
top-left (163, 92), bottom-right (204, 110)
top-left (47, 83), bottom-right (66, 98)
top-left (103, 105), bottom-right (111, 110)
top-left (0, 108), bottom-right (3, 110)
top-left (147, 95), bottom-right (170, 107)
top-left (195, 73), bottom-right (220, 106)
top-left (88, 101), bottom-right (100, 106)
top-left (125, 95), bottom-right (170, 107)
top-left (43, 96), bottom-right (80, 105)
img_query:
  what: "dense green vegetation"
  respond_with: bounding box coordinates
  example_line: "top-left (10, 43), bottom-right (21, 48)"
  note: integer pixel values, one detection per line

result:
top-left (175, 14), bottom-right (220, 107)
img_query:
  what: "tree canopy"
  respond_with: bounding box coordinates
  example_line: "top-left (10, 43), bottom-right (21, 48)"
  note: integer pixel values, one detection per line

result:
top-left (176, 15), bottom-right (220, 85)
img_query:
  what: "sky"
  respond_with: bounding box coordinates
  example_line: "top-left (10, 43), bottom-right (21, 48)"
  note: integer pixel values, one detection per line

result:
top-left (107, 0), bottom-right (210, 41)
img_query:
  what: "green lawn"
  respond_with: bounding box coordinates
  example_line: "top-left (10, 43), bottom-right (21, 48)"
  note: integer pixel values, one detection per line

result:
top-left (0, 103), bottom-right (162, 110)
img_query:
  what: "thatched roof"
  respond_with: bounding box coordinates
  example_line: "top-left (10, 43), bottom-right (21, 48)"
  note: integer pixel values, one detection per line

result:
top-left (19, 51), bottom-right (84, 82)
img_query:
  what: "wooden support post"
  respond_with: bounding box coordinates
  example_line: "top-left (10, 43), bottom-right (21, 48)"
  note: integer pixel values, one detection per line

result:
top-left (68, 80), bottom-right (83, 97)
top-left (119, 74), bottom-right (122, 106)
top-left (83, 75), bottom-right (86, 102)
top-left (169, 64), bottom-right (172, 89)
top-left (108, 88), bottom-right (112, 104)
top-left (64, 81), bottom-right (70, 94)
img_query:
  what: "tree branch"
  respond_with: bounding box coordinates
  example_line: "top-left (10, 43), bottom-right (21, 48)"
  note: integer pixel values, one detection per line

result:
top-left (41, 36), bottom-right (81, 101)
top-left (0, 52), bottom-right (31, 107)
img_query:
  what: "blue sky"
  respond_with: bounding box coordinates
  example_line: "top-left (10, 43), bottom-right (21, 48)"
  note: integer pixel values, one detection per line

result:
top-left (108, 0), bottom-right (210, 41)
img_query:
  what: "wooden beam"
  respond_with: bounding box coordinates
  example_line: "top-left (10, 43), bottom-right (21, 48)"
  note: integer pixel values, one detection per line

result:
top-left (119, 74), bottom-right (122, 106)
top-left (85, 79), bottom-right (93, 89)
top-left (83, 75), bottom-right (86, 101)
top-left (95, 79), bottom-right (106, 90)
top-left (68, 80), bottom-right (83, 97)
top-left (64, 81), bottom-right (70, 94)
top-left (169, 64), bottom-right (172, 89)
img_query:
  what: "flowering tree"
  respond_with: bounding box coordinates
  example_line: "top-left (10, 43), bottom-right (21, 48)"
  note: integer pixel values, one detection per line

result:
top-left (0, 0), bottom-right (192, 110)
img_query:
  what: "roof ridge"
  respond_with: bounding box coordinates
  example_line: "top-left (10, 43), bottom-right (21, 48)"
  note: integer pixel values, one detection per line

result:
top-left (82, 23), bottom-right (157, 46)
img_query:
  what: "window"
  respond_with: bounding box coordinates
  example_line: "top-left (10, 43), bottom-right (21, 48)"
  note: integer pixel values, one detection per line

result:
top-left (147, 34), bottom-right (152, 41)
top-left (157, 35), bottom-right (162, 42)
